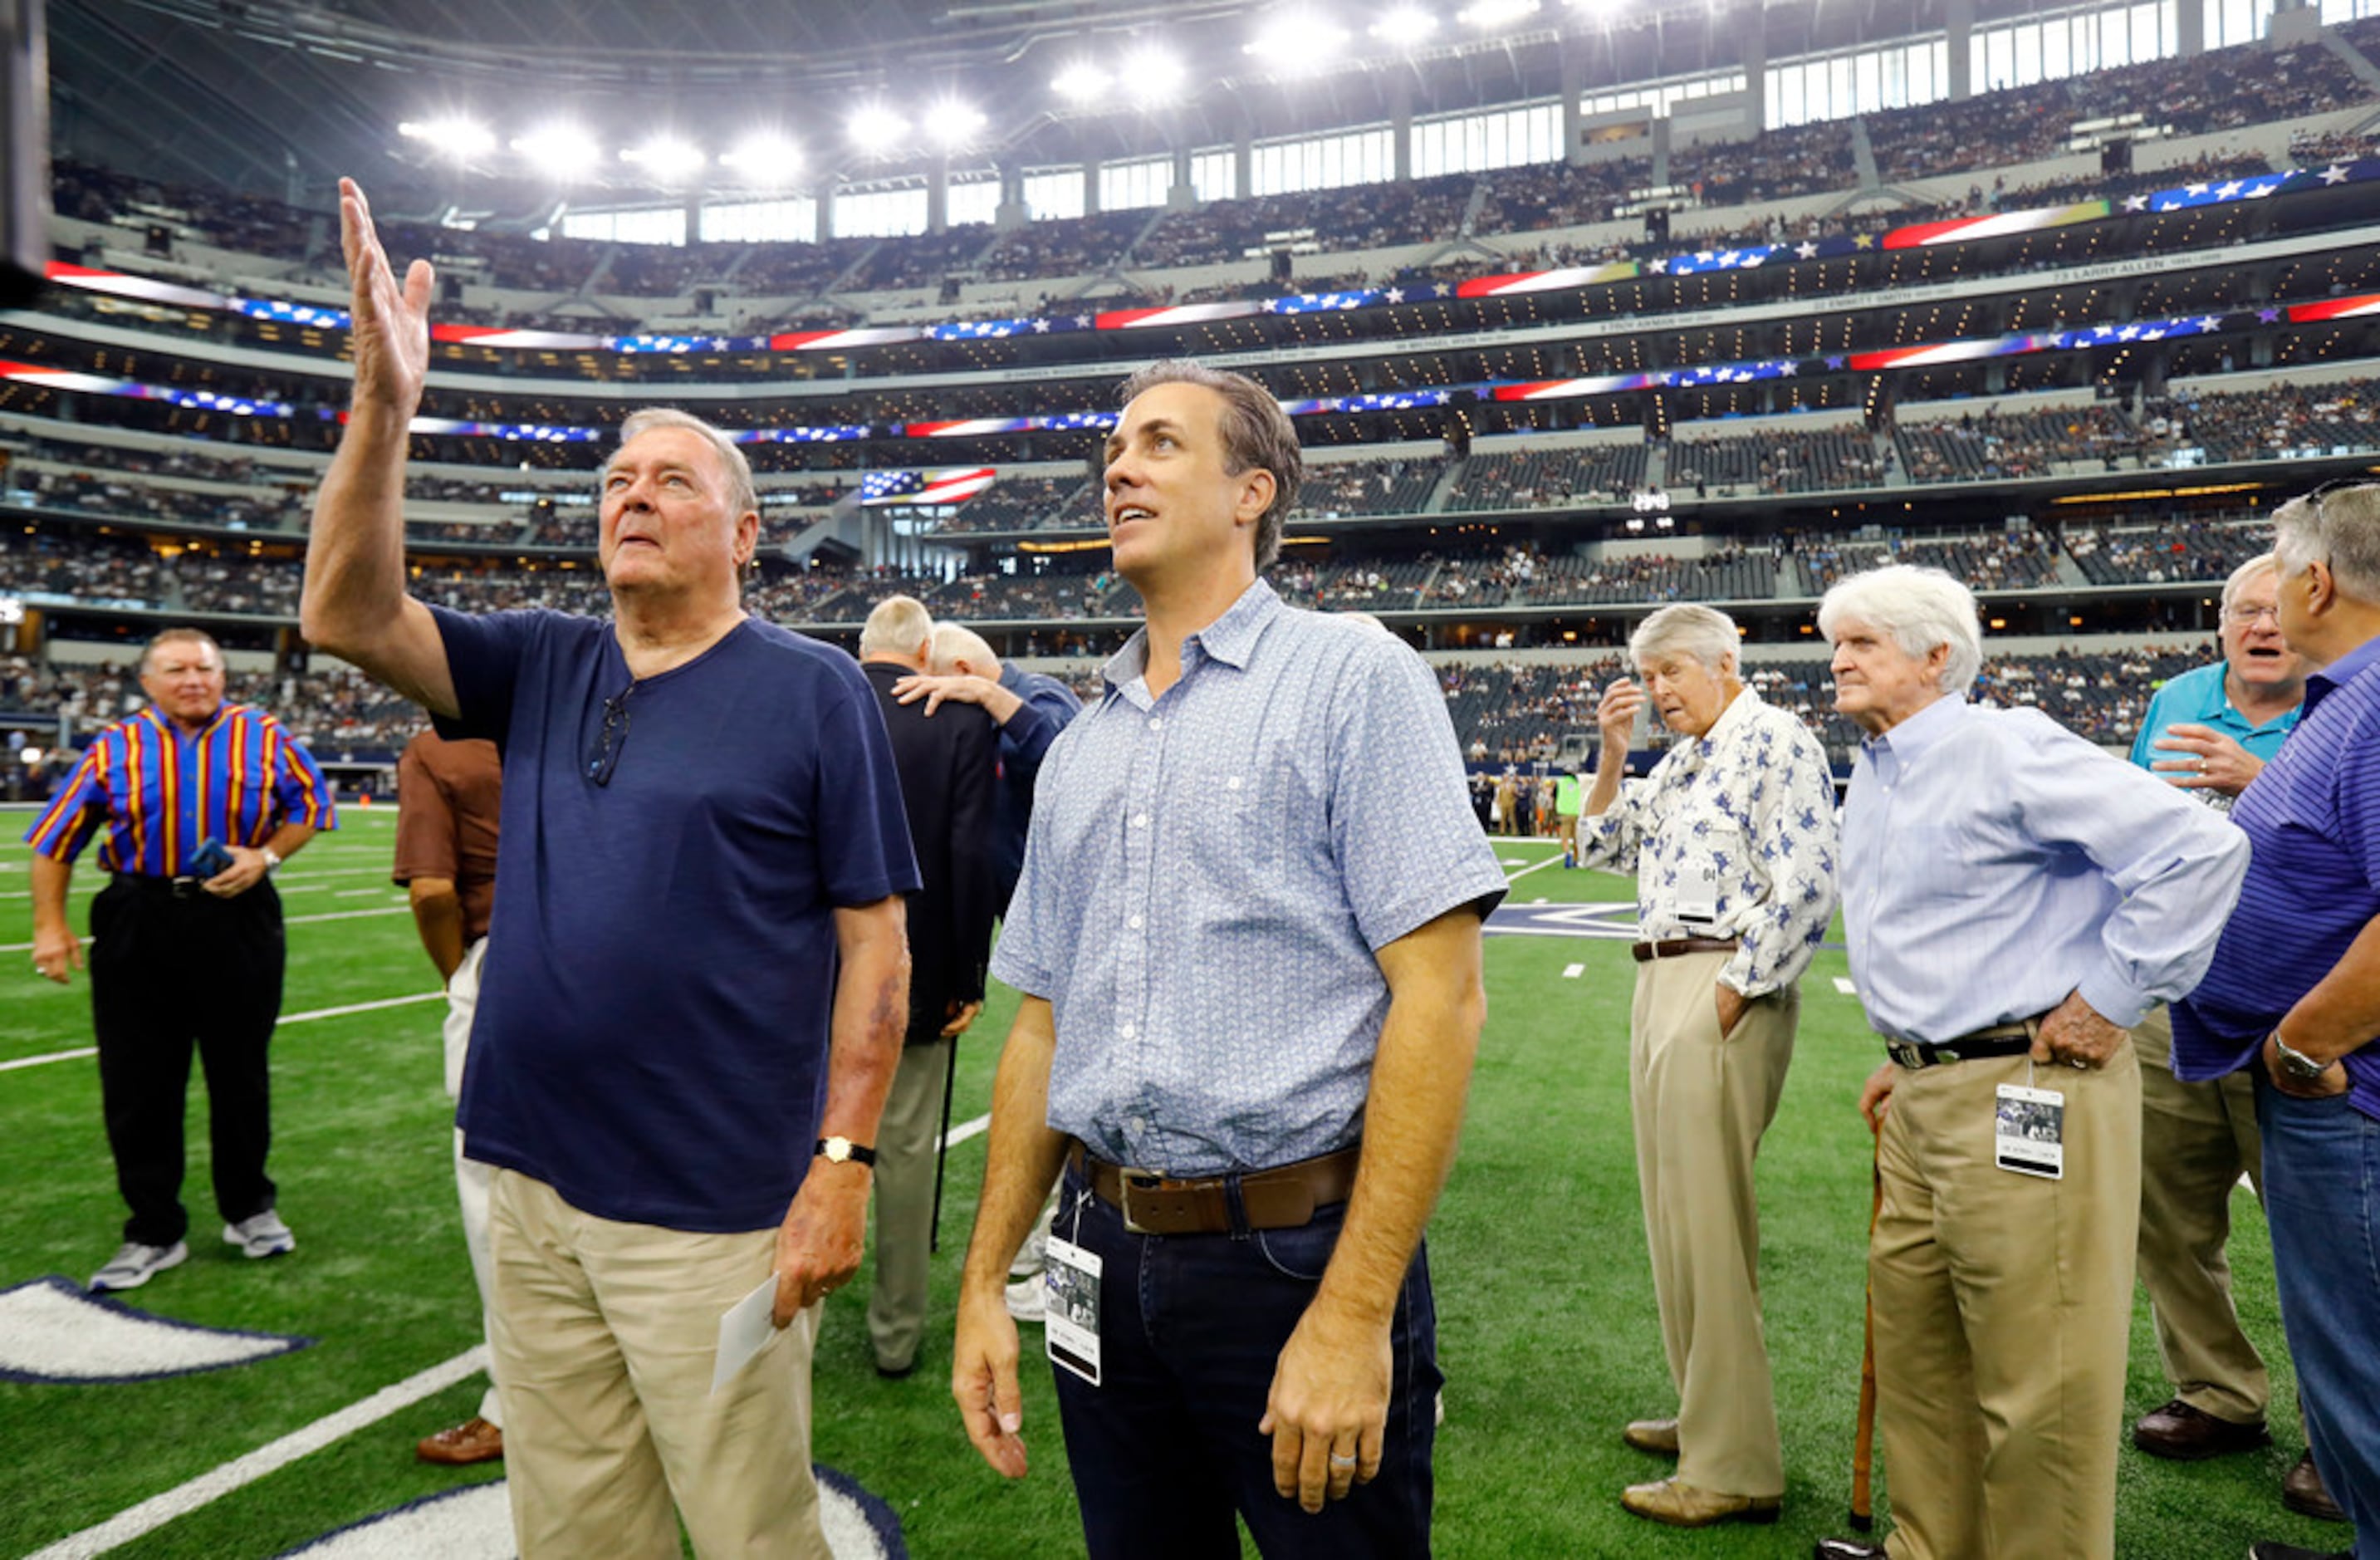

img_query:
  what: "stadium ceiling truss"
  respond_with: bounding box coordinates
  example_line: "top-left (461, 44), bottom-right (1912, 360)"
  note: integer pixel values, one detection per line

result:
top-left (58, 0), bottom-right (2072, 208)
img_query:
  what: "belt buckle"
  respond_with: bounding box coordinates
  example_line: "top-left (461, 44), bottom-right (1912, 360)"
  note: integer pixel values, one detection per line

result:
top-left (1118, 1170), bottom-right (1166, 1234)
top-left (169, 876), bottom-right (202, 900)
top-left (1888, 1041), bottom-right (1921, 1069)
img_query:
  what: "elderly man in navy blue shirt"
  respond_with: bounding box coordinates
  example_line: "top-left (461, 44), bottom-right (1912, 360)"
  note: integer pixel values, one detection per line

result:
top-left (949, 360), bottom-right (1506, 1558)
top-left (302, 181), bottom-right (917, 1560)
top-left (2177, 482), bottom-right (2380, 1560)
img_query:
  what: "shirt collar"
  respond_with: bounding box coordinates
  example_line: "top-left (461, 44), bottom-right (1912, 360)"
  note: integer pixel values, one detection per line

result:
top-left (1099, 578), bottom-right (1280, 695)
top-left (140, 701), bottom-right (227, 740)
top-left (2305, 630), bottom-right (2380, 714)
top-left (1860, 691), bottom-right (1966, 768)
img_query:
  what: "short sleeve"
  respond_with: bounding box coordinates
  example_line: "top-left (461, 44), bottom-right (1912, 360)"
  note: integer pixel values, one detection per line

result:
top-left (270, 724), bottom-right (338, 832)
top-left (810, 673), bottom-right (923, 908)
top-left (391, 740), bottom-right (458, 886)
top-left (22, 743), bottom-right (109, 862)
top-left (428, 606), bottom-right (546, 746)
top-left (987, 725), bottom-right (1075, 999)
top-left (1330, 638), bottom-right (1509, 950)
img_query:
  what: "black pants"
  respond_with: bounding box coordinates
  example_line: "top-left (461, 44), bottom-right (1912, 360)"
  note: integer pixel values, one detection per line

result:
top-left (88, 876), bottom-right (285, 1246)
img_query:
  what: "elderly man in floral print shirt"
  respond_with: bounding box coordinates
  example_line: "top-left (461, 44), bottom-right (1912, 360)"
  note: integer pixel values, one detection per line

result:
top-left (1575, 602), bottom-right (1841, 1531)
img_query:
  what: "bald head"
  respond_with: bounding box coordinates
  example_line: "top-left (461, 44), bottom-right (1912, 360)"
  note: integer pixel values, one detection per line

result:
top-left (928, 622), bottom-right (1002, 679)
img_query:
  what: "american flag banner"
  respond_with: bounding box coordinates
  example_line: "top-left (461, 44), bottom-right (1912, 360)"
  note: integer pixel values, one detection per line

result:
top-left (860, 468), bottom-right (998, 507)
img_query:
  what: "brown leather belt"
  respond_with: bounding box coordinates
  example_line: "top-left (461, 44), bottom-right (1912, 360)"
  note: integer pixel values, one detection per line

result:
top-left (1632, 936), bottom-right (1740, 962)
top-left (1887, 1017), bottom-right (2044, 1070)
top-left (1069, 1141), bottom-right (1359, 1235)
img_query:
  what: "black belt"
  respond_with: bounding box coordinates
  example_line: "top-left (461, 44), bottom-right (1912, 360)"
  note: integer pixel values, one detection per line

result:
top-left (1631, 936), bottom-right (1740, 962)
top-left (112, 872), bottom-right (209, 900)
top-left (1069, 1141), bottom-right (1359, 1235)
top-left (1886, 1018), bottom-right (2043, 1071)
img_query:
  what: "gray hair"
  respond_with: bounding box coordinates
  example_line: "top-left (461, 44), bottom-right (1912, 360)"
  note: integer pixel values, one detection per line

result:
top-left (1817, 563), bottom-right (1983, 697)
top-left (1628, 603), bottom-right (1740, 676)
top-left (1115, 359), bottom-right (1302, 573)
top-left (2272, 483), bottom-right (2380, 603)
top-left (859, 595), bottom-right (934, 659)
top-left (2219, 552), bottom-right (2279, 615)
top-left (140, 625), bottom-right (223, 675)
top-left (607, 407), bottom-right (758, 522)
top-left (928, 622), bottom-right (1001, 677)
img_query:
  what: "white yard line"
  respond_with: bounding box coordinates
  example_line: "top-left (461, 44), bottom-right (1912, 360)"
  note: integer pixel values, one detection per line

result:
top-left (0, 1046), bottom-right (96, 1072)
top-left (23, 1347), bottom-right (488, 1560)
top-left (2, 905), bottom-right (409, 954)
top-left (1504, 853), bottom-right (1572, 884)
top-left (2, 992), bottom-right (445, 1072)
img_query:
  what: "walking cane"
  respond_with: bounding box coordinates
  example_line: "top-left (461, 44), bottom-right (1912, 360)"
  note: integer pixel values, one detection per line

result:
top-left (929, 1033), bottom-right (961, 1253)
top-left (1851, 1117), bottom-right (1883, 1531)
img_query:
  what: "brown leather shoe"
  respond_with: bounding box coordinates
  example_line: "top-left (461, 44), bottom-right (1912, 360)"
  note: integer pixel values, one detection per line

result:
top-left (2284, 1451), bottom-right (2348, 1523)
top-left (1620, 1476), bottom-right (1781, 1528)
top-left (1623, 1417), bottom-right (1680, 1455)
top-left (415, 1416), bottom-right (503, 1465)
top-left (2132, 1397), bottom-right (2270, 1460)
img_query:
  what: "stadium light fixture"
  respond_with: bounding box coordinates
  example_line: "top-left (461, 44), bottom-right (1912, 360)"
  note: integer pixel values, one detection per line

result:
top-left (1246, 12), bottom-right (1350, 71)
top-left (923, 100), bottom-right (988, 150)
top-left (1370, 7), bottom-right (1439, 47)
top-left (720, 134), bottom-right (802, 181)
top-left (1458, 0), bottom-right (1541, 27)
top-left (512, 124), bottom-right (601, 180)
top-left (621, 136), bottom-right (707, 184)
top-left (1123, 47), bottom-right (1187, 106)
top-left (847, 103), bottom-right (912, 154)
top-left (1052, 61), bottom-right (1106, 104)
top-left (398, 117), bottom-right (496, 161)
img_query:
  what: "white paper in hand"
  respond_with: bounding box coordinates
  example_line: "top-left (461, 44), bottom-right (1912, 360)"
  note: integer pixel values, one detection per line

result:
top-left (712, 1273), bottom-right (781, 1396)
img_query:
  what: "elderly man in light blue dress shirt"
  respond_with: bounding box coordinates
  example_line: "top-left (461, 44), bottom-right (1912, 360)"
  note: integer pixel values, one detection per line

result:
top-left (948, 359), bottom-right (1506, 1560)
top-left (1809, 564), bottom-right (2250, 1560)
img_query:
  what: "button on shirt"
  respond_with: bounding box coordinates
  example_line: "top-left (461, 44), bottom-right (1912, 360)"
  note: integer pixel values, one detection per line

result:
top-left (1839, 696), bottom-right (2248, 1044)
top-left (2128, 659), bottom-right (2300, 813)
top-left (2176, 634), bottom-right (2380, 1120)
top-left (1573, 686), bottom-right (1839, 997)
top-left (990, 582), bottom-right (1509, 1175)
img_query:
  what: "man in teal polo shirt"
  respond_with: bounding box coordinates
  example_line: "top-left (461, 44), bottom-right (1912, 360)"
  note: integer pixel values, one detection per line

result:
top-left (2124, 552), bottom-right (2336, 1523)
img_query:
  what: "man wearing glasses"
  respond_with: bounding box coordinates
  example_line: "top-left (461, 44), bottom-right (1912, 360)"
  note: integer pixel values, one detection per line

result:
top-left (302, 181), bottom-right (918, 1560)
top-left (2177, 483), bottom-right (2380, 1560)
top-left (2123, 553), bottom-right (2337, 1521)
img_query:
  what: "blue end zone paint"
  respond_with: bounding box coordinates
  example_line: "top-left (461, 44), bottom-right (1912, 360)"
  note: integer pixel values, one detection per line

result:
top-left (272, 1482), bottom-right (504, 1558)
top-left (0, 1275), bottom-right (315, 1385)
top-left (1484, 903), bottom-right (1639, 939)
top-left (817, 1463), bottom-right (909, 1557)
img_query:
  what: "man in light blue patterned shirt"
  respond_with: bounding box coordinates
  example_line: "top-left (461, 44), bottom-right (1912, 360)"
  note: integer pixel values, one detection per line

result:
top-left (950, 360), bottom-right (1506, 1559)
top-left (1575, 603), bottom-right (1839, 1530)
top-left (1811, 565), bottom-right (2248, 1560)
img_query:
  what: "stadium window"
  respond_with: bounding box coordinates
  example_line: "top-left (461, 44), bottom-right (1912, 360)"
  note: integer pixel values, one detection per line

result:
top-left (2098, 6), bottom-right (2131, 67)
top-left (834, 185), bottom-right (928, 238)
top-left (561, 206), bottom-right (686, 245)
top-left (2133, 1), bottom-right (2167, 60)
top-left (698, 198), bottom-right (816, 243)
top-left (1022, 169), bottom-right (1085, 222)
top-left (946, 175), bottom-right (1001, 228)
top-left (2041, 20), bottom-right (2072, 79)
top-left (1191, 149), bottom-right (1236, 201)
top-left (1099, 158), bottom-right (1170, 212)
top-left (2014, 25), bottom-right (2043, 86)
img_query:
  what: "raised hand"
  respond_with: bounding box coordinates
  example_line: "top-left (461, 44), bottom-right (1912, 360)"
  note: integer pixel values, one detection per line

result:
top-left (337, 178), bottom-right (433, 417)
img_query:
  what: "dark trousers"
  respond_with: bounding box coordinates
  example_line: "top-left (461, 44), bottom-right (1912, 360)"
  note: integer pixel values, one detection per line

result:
top-left (1050, 1161), bottom-right (1440, 1560)
top-left (88, 876), bottom-right (285, 1246)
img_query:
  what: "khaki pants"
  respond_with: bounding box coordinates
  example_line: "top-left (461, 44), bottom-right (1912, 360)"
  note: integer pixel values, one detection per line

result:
top-left (1629, 949), bottom-right (1796, 1498)
top-left (868, 1035), bottom-right (953, 1372)
top-left (487, 1170), bottom-right (826, 1560)
top-left (2133, 1003), bottom-right (2270, 1424)
top-left (1872, 1040), bottom-right (2140, 1560)
top-left (443, 939), bottom-right (499, 1428)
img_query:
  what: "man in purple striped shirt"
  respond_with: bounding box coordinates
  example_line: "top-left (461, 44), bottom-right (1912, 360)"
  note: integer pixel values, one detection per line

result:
top-left (24, 626), bottom-right (335, 1293)
top-left (2175, 482), bottom-right (2380, 1560)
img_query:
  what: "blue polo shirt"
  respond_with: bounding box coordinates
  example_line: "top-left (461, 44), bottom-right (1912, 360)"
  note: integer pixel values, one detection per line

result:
top-left (433, 606), bottom-right (920, 1232)
top-left (2128, 659), bottom-right (2300, 809)
top-left (2176, 633), bottom-right (2380, 1121)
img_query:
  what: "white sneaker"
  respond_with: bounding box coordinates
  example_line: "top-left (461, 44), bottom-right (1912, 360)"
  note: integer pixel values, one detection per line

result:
top-left (1005, 1273), bottom-right (1047, 1324)
top-left (223, 1210), bottom-right (296, 1259)
top-left (90, 1239), bottom-right (188, 1293)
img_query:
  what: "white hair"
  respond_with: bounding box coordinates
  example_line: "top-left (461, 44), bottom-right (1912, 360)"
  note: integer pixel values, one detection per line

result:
top-left (608, 407), bottom-right (758, 521)
top-left (1628, 603), bottom-right (1741, 676)
top-left (1818, 564), bottom-right (1983, 696)
top-left (928, 622), bottom-right (1001, 677)
top-left (2219, 552), bottom-right (2278, 615)
top-left (2273, 483), bottom-right (2380, 603)
top-left (859, 595), bottom-right (934, 659)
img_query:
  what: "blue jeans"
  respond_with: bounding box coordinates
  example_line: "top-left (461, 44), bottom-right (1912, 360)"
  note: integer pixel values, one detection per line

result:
top-left (2257, 1075), bottom-right (2379, 1558)
top-left (1048, 1163), bottom-right (1441, 1559)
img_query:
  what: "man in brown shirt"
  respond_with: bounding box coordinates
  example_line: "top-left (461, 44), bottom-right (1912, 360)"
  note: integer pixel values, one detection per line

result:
top-left (392, 729), bottom-right (505, 1464)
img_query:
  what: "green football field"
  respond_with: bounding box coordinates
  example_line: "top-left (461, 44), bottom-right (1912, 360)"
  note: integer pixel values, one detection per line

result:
top-left (0, 809), bottom-right (2344, 1558)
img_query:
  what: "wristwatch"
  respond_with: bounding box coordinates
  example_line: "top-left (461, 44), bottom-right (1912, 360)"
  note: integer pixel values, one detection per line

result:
top-left (260, 846), bottom-right (283, 872)
top-left (814, 1136), bottom-right (877, 1166)
top-left (2270, 1029), bottom-right (2330, 1084)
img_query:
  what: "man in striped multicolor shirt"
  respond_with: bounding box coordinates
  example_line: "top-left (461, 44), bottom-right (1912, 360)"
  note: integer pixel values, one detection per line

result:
top-left (24, 626), bottom-right (335, 1293)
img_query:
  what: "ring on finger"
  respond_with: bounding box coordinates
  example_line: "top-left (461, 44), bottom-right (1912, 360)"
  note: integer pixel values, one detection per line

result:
top-left (1329, 1453), bottom-right (1359, 1468)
